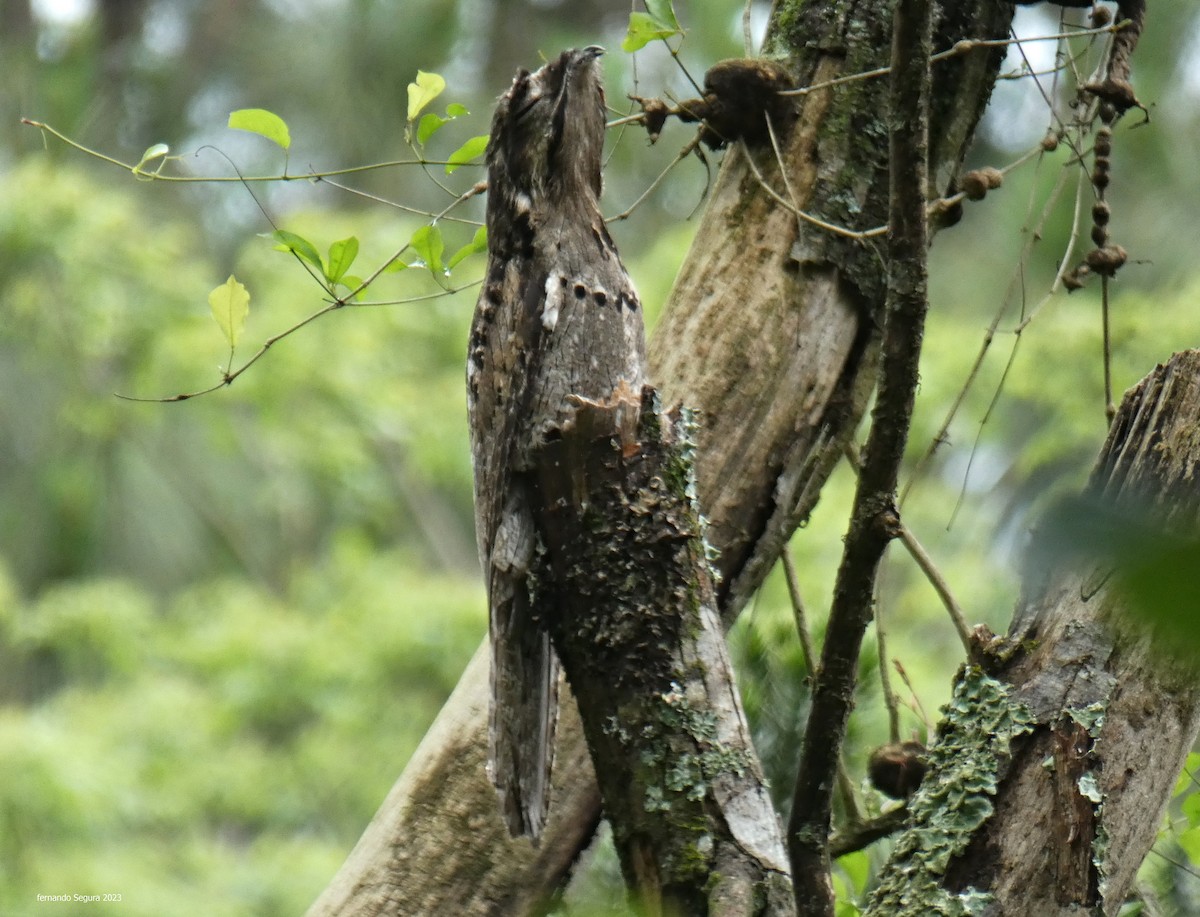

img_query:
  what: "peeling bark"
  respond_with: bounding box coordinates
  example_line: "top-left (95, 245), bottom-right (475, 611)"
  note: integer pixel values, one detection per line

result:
top-left (532, 386), bottom-right (793, 915)
top-left (867, 351), bottom-right (1200, 916)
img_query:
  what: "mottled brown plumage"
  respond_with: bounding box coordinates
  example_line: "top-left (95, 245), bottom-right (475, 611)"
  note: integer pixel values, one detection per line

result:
top-left (467, 47), bottom-right (647, 838)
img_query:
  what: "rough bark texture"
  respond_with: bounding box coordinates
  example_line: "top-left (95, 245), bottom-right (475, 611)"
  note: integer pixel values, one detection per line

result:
top-left (533, 386), bottom-right (792, 915)
top-left (658, 0), bottom-right (1013, 621)
top-left (866, 351), bottom-right (1200, 916)
top-left (307, 2), bottom-right (1014, 914)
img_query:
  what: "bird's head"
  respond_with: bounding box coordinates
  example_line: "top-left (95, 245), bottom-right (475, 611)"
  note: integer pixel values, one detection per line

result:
top-left (487, 46), bottom-right (607, 205)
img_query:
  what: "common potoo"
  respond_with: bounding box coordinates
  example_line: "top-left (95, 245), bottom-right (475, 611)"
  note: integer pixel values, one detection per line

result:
top-left (467, 47), bottom-right (647, 839)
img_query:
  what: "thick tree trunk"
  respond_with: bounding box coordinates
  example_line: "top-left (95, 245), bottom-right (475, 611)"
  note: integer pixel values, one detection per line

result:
top-left (307, 2), bottom-right (1014, 914)
top-left (866, 351), bottom-right (1200, 916)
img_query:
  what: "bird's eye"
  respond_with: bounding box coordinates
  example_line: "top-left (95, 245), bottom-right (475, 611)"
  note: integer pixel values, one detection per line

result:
top-left (513, 97), bottom-right (540, 120)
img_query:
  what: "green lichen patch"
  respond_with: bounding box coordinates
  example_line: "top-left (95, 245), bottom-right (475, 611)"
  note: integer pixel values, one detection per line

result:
top-left (638, 681), bottom-right (756, 819)
top-left (865, 667), bottom-right (1036, 916)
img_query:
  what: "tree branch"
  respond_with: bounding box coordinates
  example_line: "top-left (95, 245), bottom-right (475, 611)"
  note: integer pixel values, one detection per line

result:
top-left (788, 0), bottom-right (933, 910)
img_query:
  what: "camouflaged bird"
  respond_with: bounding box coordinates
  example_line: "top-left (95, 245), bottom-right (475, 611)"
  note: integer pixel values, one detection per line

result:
top-left (467, 47), bottom-right (647, 839)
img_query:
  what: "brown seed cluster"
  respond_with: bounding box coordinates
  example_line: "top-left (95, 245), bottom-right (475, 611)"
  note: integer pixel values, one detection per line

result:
top-left (868, 741), bottom-right (928, 800)
top-left (959, 166), bottom-right (1004, 202)
top-left (1064, 87), bottom-right (1129, 291)
top-left (632, 58), bottom-right (796, 149)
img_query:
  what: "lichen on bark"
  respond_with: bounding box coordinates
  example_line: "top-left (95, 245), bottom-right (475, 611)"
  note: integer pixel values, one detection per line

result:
top-left (865, 669), bottom-right (1035, 916)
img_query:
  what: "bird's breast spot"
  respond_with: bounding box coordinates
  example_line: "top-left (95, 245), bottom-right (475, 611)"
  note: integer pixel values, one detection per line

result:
top-left (542, 274), bottom-right (563, 331)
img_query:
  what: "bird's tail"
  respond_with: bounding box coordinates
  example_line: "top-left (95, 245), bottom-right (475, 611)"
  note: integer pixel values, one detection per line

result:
top-left (488, 587), bottom-right (559, 840)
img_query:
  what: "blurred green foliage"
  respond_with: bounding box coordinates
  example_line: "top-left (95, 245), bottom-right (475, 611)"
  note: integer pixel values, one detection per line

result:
top-left (4, 0), bottom-right (1200, 914)
top-left (0, 551), bottom-right (482, 915)
top-left (0, 153), bottom-right (492, 913)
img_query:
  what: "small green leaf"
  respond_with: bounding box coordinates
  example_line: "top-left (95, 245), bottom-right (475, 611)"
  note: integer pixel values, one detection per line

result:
top-left (134, 143), bottom-right (170, 175)
top-left (1179, 825), bottom-right (1200, 863)
top-left (208, 275), bottom-right (250, 349)
top-left (1182, 790), bottom-right (1200, 827)
top-left (1174, 753), bottom-right (1200, 798)
top-left (228, 108), bottom-right (291, 150)
top-left (447, 226), bottom-right (488, 270)
top-left (445, 102), bottom-right (469, 117)
top-left (326, 236), bottom-right (359, 283)
top-left (383, 258), bottom-right (411, 274)
top-left (407, 71), bottom-right (446, 122)
top-left (417, 113), bottom-right (447, 145)
top-left (622, 11), bottom-right (679, 52)
top-left (268, 230), bottom-right (324, 273)
top-left (335, 275), bottom-right (364, 300)
top-left (644, 0), bottom-right (680, 30)
top-left (445, 134), bottom-right (489, 174)
top-left (409, 224), bottom-right (445, 276)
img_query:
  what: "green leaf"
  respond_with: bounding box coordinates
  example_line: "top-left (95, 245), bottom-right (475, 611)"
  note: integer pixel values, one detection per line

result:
top-left (836, 849), bottom-right (870, 896)
top-left (133, 143), bottom-right (170, 175)
top-left (445, 102), bottom-right (469, 117)
top-left (228, 108), bottom-right (291, 150)
top-left (335, 275), bottom-right (364, 300)
top-left (1182, 790), bottom-right (1200, 829)
top-left (208, 275), bottom-right (250, 349)
top-left (383, 258), bottom-right (410, 274)
top-left (326, 236), bottom-right (359, 283)
top-left (445, 134), bottom-right (489, 174)
top-left (447, 226), bottom-right (488, 270)
top-left (268, 230), bottom-right (324, 273)
top-left (1175, 753), bottom-right (1200, 797)
top-left (417, 113), bottom-right (447, 145)
top-left (1179, 824), bottom-right (1200, 863)
top-left (407, 71), bottom-right (446, 122)
top-left (409, 224), bottom-right (445, 277)
top-left (644, 0), bottom-right (680, 30)
top-left (622, 11), bottom-right (679, 52)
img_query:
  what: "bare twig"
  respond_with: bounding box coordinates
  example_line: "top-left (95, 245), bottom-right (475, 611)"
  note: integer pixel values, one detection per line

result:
top-left (606, 134), bottom-right (701, 223)
top-left (748, 137), bottom-right (1046, 245)
top-left (1102, 276), bottom-right (1115, 422)
top-left (743, 144), bottom-right (882, 240)
top-left (318, 176), bottom-right (483, 226)
top-left (896, 527), bottom-right (972, 653)
top-left (844, 443), bottom-right (972, 661)
top-left (780, 550), bottom-right (817, 671)
top-left (891, 660), bottom-right (931, 737)
top-left (875, 595), bottom-right (902, 744)
top-left (19, 119), bottom-right (471, 181)
top-left (829, 806), bottom-right (910, 859)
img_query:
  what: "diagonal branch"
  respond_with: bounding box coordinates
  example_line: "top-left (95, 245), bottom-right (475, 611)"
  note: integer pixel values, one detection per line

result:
top-left (788, 0), bottom-right (934, 911)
